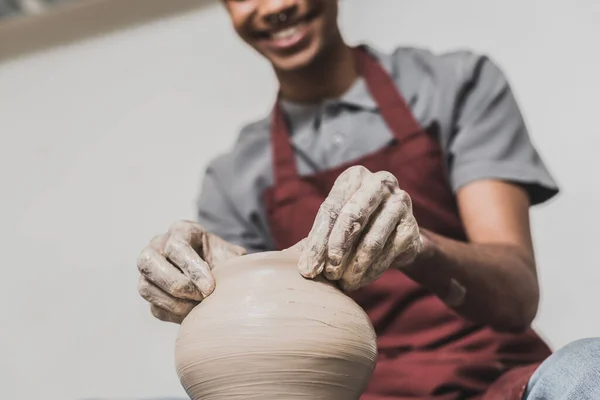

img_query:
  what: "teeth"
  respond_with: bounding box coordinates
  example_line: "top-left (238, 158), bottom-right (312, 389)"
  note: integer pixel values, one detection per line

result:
top-left (272, 25), bottom-right (300, 40)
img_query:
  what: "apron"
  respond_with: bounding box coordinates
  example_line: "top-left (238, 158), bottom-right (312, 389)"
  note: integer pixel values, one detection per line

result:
top-left (263, 46), bottom-right (551, 400)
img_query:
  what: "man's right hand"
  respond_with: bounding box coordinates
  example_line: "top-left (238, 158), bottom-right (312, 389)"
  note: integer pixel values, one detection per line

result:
top-left (137, 220), bottom-right (246, 324)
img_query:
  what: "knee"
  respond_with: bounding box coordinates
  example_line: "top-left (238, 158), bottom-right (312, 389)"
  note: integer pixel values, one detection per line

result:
top-left (545, 337), bottom-right (600, 376)
top-left (554, 337), bottom-right (600, 368)
top-left (557, 337), bottom-right (600, 353)
top-left (525, 338), bottom-right (600, 398)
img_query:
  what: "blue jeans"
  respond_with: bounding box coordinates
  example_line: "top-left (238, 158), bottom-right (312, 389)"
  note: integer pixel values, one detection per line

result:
top-left (523, 337), bottom-right (600, 399)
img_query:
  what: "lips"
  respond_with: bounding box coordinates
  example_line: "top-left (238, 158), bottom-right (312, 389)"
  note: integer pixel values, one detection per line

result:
top-left (250, 5), bottom-right (322, 52)
top-left (271, 25), bottom-right (303, 41)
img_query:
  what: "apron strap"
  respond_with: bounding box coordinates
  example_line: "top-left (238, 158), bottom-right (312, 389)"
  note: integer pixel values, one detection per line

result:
top-left (270, 102), bottom-right (298, 185)
top-left (270, 46), bottom-right (422, 186)
top-left (354, 45), bottom-right (422, 141)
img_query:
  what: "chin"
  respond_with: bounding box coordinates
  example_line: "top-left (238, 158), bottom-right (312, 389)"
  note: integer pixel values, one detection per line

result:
top-left (270, 52), bottom-right (316, 72)
top-left (265, 42), bottom-right (325, 72)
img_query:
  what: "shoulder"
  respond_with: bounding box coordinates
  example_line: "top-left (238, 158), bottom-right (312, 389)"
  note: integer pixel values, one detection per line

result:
top-left (380, 48), bottom-right (559, 204)
top-left (385, 45), bottom-right (497, 81)
top-left (371, 45), bottom-right (507, 99)
top-left (204, 115), bottom-right (273, 202)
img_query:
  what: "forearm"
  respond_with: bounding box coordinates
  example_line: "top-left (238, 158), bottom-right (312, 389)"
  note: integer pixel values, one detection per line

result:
top-left (404, 228), bottom-right (539, 333)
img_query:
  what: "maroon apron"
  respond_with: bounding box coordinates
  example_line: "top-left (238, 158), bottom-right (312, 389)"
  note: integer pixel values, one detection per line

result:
top-left (263, 46), bottom-right (551, 400)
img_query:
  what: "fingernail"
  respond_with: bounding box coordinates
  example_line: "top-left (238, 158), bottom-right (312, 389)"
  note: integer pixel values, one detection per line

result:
top-left (324, 262), bottom-right (343, 281)
top-left (313, 260), bottom-right (325, 276)
top-left (197, 286), bottom-right (211, 298)
top-left (298, 254), bottom-right (312, 277)
top-left (299, 260), bottom-right (324, 279)
top-left (328, 251), bottom-right (342, 266)
top-left (196, 275), bottom-right (215, 298)
top-left (298, 250), bottom-right (308, 269)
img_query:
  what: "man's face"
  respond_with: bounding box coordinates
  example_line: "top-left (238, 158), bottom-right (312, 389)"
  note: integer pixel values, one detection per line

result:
top-left (224, 0), bottom-right (339, 71)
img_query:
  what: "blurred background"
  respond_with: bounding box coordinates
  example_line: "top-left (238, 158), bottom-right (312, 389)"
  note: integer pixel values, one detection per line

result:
top-left (0, 0), bottom-right (598, 399)
top-left (0, 0), bottom-right (75, 19)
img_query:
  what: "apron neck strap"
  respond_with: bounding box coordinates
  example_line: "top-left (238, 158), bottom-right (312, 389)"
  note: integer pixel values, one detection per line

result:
top-left (270, 102), bottom-right (298, 184)
top-left (354, 45), bottom-right (422, 138)
top-left (270, 46), bottom-right (421, 185)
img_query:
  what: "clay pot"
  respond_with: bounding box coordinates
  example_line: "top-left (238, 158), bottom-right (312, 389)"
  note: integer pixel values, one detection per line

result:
top-left (174, 250), bottom-right (377, 400)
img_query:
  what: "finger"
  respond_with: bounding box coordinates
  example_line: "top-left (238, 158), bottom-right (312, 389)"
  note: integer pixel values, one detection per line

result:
top-left (168, 220), bottom-right (205, 253)
top-left (169, 220), bottom-right (245, 264)
top-left (148, 233), bottom-right (168, 253)
top-left (299, 166), bottom-right (370, 278)
top-left (137, 246), bottom-right (203, 301)
top-left (138, 276), bottom-right (198, 319)
top-left (340, 191), bottom-right (408, 289)
top-left (300, 166), bottom-right (369, 277)
top-left (150, 304), bottom-right (184, 324)
top-left (364, 215), bottom-right (422, 283)
top-left (164, 234), bottom-right (215, 298)
top-left (327, 171), bottom-right (398, 276)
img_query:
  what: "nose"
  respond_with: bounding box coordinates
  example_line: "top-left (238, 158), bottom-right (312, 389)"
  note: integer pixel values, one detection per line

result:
top-left (258, 0), bottom-right (299, 27)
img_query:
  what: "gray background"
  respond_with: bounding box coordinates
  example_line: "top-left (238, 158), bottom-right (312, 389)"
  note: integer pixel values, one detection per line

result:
top-left (0, 0), bottom-right (76, 19)
top-left (0, 0), bottom-right (598, 399)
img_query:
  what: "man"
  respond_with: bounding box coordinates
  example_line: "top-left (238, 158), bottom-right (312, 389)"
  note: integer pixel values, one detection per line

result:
top-left (137, 1), bottom-right (600, 399)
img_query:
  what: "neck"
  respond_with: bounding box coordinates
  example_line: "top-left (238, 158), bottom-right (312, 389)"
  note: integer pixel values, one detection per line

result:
top-left (275, 41), bottom-right (358, 104)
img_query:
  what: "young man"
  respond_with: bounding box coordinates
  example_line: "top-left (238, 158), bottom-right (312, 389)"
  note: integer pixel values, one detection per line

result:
top-left (137, 1), bottom-right (600, 399)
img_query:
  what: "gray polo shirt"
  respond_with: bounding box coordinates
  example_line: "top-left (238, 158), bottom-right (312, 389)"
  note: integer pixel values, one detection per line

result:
top-left (196, 45), bottom-right (559, 252)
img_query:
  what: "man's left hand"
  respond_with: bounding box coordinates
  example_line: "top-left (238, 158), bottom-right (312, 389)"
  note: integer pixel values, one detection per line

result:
top-left (298, 166), bottom-right (423, 292)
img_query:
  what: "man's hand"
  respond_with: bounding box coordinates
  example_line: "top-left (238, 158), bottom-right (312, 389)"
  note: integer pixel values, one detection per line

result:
top-left (137, 220), bottom-right (246, 323)
top-left (299, 166), bottom-right (422, 292)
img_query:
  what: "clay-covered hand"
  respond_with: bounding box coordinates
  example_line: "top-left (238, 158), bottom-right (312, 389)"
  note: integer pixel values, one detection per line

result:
top-left (299, 166), bottom-right (423, 292)
top-left (137, 220), bottom-right (246, 323)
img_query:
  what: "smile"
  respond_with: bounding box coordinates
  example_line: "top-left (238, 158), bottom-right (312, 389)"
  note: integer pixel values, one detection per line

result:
top-left (251, 5), bottom-right (324, 53)
top-left (271, 24), bottom-right (304, 40)
top-left (263, 20), bottom-right (311, 51)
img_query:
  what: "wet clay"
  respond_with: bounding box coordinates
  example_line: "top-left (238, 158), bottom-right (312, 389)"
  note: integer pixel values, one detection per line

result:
top-left (174, 250), bottom-right (377, 400)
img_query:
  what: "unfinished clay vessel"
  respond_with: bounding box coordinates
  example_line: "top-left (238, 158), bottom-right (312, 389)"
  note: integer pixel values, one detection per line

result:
top-left (174, 250), bottom-right (377, 400)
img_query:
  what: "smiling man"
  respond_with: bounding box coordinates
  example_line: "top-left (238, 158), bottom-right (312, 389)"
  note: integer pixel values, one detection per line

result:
top-left (136, 1), bottom-right (600, 399)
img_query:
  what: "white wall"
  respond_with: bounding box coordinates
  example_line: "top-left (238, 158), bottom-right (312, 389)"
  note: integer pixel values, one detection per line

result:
top-left (1, 0), bottom-right (598, 399)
